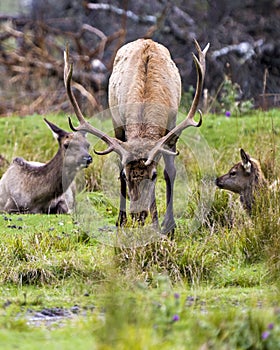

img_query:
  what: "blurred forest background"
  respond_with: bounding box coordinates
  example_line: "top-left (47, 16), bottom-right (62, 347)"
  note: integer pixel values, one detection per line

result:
top-left (0, 0), bottom-right (279, 117)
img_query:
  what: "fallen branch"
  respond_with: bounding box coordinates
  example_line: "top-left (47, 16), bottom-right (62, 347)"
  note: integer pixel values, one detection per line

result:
top-left (86, 3), bottom-right (156, 24)
top-left (212, 39), bottom-right (264, 64)
top-left (72, 81), bottom-right (101, 111)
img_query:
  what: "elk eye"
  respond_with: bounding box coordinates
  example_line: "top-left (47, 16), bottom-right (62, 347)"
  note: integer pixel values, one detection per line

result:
top-left (121, 169), bottom-right (127, 180)
top-left (230, 171), bottom-right (236, 177)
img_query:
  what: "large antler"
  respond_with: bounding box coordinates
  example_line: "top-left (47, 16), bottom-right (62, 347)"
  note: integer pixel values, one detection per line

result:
top-left (145, 40), bottom-right (209, 166)
top-left (64, 45), bottom-right (128, 160)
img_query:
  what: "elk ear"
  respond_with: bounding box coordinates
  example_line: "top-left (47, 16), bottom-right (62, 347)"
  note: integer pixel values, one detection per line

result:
top-left (44, 118), bottom-right (68, 141)
top-left (240, 148), bottom-right (251, 173)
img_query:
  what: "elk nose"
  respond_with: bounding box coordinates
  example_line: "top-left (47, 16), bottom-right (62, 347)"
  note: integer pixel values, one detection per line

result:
top-left (84, 155), bottom-right (92, 166)
top-left (215, 178), bottom-right (221, 187)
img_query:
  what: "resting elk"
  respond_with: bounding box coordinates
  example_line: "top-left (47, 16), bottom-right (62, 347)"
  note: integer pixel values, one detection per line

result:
top-left (215, 148), bottom-right (268, 214)
top-left (0, 119), bottom-right (92, 213)
top-left (64, 38), bottom-right (209, 234)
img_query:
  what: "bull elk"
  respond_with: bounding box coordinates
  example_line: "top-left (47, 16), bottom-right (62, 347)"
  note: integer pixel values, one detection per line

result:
top-left (215, 148), bottom-right (268, 214)
top-left (0, 119), bottom-right (92, 213)
top-left (65, 38), bottom-right (209, 234)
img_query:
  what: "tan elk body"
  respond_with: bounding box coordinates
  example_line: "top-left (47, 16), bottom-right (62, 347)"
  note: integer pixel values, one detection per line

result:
top-left (0, 119), bottom-right (92, 213)
top-left (19, 160), bottom-right (76, 214)
top-left (65, 38), bottom-right (209, 234)
top-left (215, 149), bottom-right (268, 213)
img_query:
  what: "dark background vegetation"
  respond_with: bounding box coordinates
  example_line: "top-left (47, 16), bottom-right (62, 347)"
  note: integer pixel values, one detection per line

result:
top-left (0, 0), bottom-right (280, 116)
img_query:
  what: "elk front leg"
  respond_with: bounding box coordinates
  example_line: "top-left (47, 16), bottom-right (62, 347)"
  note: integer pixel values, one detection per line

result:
top-left (150, 187), bottom-right (159, 231)
top-left (162, 153), bottom-right (176, 236)
top-left (116, 171), bottom-right (127, 226)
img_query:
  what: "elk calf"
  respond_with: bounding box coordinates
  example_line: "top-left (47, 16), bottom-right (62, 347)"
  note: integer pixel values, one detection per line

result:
top-left (215, 149), bottom-right (268, 213)
top-left (0, 119), bottom-right (92, 214)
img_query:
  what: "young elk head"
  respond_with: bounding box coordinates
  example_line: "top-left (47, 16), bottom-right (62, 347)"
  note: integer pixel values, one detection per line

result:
top-left (44, 119), bottom-right (92, 176)
top-left (215, 148), bottom-right (267, 213)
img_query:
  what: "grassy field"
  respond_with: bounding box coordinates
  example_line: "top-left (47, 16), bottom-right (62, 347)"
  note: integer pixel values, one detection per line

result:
top-left (0, 109), bottom-right (280, 349)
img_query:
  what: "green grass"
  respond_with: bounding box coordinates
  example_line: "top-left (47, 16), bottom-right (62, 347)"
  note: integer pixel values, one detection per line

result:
top-left (0, 0), bottom-right (29, 15)
top-left (1, 110), bottom-right (280, 349)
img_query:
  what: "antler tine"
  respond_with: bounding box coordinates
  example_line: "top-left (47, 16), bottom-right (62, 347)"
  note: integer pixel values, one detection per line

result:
top-left (64, 45), bottom-right (87, 126)
top-left (145, 41), bottom-right (209, 166)
top-left (64, 45), bottom-right (129, 161)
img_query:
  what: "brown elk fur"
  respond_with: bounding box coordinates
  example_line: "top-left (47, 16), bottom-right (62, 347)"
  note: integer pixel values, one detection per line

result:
top-left (0, 119), bottom-right (92, 214)
top-left (215, 149), bottom-right (268, 213)
top-left (109, 39), bottom-right (181, 142)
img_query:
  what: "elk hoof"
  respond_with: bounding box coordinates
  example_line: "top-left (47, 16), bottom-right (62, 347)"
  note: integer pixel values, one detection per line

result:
top-left (116, 211), bottom-right (127, 227)
top-left (161, 220), bottom-right (176, 238)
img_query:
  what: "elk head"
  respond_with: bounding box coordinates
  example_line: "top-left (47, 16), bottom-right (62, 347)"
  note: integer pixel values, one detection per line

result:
top-left (215, 149), bottom-right (269, 214)
top-left (215, 149), bottom-right (257, 194)
top-left (44, 118), bottom-right (92, 173)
